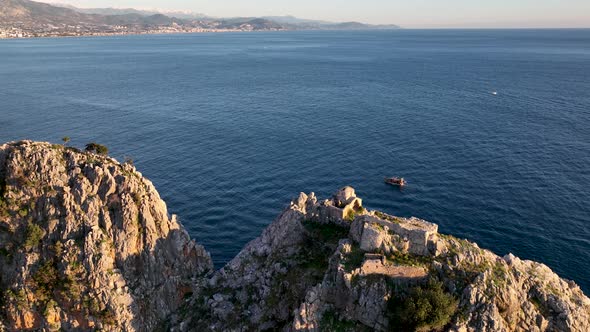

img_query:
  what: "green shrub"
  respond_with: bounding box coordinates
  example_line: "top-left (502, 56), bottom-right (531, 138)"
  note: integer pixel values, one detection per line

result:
top-left (85, 142), bottom-right (109, 156)
top-left (100, 308), bottom-right (117, 326)
top-left (32, 260), bottom-right (59, 303)
top-left (302, 220), bottom-right (348, 245)
top-left (342, 245), bottom-right (365, 272)
top-left (388, 278), bottom-right (458, 331)
top-left (385, 251), bottom-right (433, 268)
top-left (18, 208), bottom-right (28, 217)
top-left (320, 310), bottom-right (359, 332)
top-left (24, 223), bottom-right (45, 250)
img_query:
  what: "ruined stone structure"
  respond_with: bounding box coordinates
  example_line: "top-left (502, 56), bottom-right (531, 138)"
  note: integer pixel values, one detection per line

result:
top-left (300, 187), bottom-right (364, 225)
top-left (350, 213), bottom-right (440, 256)
top-left (359, 254), bottom-right (428, 280)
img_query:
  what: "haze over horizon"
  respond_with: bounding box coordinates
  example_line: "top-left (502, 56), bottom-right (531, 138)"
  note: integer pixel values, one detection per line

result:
top-left (43, 0), bottom-right (590, 28)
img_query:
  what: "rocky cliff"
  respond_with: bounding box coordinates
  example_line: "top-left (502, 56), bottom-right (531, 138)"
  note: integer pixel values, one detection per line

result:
top-left (1, 141), bottom-right (589, 332)
top-left (0, 141), bottom-right (212, 331)
top-left (173, 188), bottom-right (590, 332)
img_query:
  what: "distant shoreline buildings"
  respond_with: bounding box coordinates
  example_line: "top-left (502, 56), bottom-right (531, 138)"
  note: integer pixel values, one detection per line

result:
top-left (0, 24), bottom-right (285, 39)
top-left (0, 0), bottom-right (398, 40)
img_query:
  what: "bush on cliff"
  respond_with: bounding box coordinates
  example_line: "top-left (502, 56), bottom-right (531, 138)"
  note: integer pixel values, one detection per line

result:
top-left (24, 223), bottom-right (45, 250)
top-left (388, 278), bottom-right (458, 331)
top-left (32, 260), bottom-right (59, 303)
top-left (85, 143), bottom-right (109, 155)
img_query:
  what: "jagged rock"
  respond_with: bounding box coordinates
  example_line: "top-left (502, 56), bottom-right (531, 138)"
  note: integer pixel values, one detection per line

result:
top-left (0, 141), bottom-right (213, 331)
top-left (178, 188), bottom-right (590, 332)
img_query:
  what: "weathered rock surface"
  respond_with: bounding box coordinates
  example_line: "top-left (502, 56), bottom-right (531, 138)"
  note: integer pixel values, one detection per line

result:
top-left (1, 141), bottom-right (589, 332)
top-left (172, 187), bottom-right (590, 332)
top-left (0, 141), bottom-right (213, 331)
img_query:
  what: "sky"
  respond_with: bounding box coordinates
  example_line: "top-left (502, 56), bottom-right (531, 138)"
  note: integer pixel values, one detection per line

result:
top-left (45, 0), bottom-right (590, 28)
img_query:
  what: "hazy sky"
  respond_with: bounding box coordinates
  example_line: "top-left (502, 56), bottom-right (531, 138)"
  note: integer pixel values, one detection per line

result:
top-left (46, 0), bottom-right (590, 28)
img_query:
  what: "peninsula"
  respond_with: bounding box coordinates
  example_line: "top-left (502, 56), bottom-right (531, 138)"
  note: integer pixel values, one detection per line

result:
top-left (0, 141), bottom-right (588, 331)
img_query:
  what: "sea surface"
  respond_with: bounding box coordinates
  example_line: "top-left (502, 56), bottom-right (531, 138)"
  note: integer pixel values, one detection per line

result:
top-left (1, 29), bottom-right (589, 293)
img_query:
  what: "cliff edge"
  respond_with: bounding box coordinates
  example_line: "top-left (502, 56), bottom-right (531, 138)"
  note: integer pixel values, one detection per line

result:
top-left (1, 141), bottom-right (588, 332)
top-left (0, 141), bottom-right (212, 331)
top-left (175, 188), bottom-right (590, 332)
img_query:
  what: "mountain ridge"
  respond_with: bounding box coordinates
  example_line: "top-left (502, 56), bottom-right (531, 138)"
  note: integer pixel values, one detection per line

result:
top-left (0, 0), bottom-right (400, 38)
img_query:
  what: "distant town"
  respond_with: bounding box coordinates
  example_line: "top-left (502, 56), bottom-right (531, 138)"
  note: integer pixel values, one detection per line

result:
top-left (0, 0), bottom-right (398, 39)
top-left (0, 22), bottom-right (283, 39)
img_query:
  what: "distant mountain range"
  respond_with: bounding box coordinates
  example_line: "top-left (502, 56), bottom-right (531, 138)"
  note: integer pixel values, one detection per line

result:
top-left (52, 3), bottom-right (210, 20)
top-left (54, 5), bottom-right (400, 30)
top-left (0, 0), bottom-right (399, 38)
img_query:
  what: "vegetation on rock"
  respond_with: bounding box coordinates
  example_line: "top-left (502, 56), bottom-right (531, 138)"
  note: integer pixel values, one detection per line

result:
top-left (84, 142), bottom-right (109, 155)
top-left (23, 222), bottom-right (45, 250)
top-left (388, 278), bottom-right (458, 332)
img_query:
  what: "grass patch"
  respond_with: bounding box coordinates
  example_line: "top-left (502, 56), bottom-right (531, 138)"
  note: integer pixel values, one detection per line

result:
top-left (385, 251), bottom-right (433, 268)
top-left (490, 262), bottom-right (508, 287)
top-left (374, 211), bottom-right (401, 224)
top-left (345, 207), bottom-right (367, 222)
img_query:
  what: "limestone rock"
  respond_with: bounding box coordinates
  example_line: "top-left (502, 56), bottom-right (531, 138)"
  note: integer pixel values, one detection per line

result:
top-left (0, 141), bottom-right (213, 331)
top-left (177, 188), bottom-right (590, 332)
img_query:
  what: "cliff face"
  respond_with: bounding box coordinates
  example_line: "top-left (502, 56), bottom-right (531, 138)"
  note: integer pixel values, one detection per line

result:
top-left (175, 190), bottom-right (590, 332)
top-left (1, 141), bottom-right (589, 332)
top-left (0, 141), bottom-right (213, 331)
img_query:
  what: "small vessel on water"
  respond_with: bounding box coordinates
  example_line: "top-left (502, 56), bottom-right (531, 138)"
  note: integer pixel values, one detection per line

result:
top-left (385, 177), bottom-right (406, 187)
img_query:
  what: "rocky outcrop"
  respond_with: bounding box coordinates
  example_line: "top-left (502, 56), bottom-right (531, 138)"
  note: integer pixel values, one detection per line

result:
top-left (1, 141), bottom-right (588, 332)
top-left (173, 187), bottom-right (590, 332)
top-left (0, 141), bottom-right (213, 331)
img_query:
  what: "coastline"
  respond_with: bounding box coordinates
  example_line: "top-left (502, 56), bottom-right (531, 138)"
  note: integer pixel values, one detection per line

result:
top-left (0, 28), bottom-right (288, 40)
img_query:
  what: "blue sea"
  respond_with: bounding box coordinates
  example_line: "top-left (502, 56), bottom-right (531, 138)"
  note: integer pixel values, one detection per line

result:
top-left (1, 30), bottom-right (589, 293)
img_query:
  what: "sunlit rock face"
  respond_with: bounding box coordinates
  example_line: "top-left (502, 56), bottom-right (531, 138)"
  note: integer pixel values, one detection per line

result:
top-left (0, 141), bottom-right (212, 331)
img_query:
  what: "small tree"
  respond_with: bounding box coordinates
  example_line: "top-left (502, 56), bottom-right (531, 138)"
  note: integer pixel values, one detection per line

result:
top-left (24, 223), bottom-right (45, 250)
top-left (62, 136), bottom-right (70, 146)
top-left (85, 143), bottom-right (109, 156)
top-left (388, 278), bottom-right (458, 331)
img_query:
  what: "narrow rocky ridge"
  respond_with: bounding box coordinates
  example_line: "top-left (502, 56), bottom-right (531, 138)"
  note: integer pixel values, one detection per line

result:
top-left (1, 141), bottom-right (589, 332)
